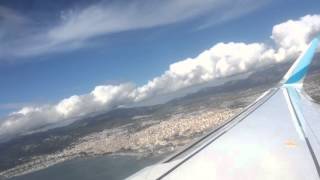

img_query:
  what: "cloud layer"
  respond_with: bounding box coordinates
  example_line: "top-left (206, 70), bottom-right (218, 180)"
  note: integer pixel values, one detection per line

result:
top-left (0, 0), bottom-right (269, 59)
top-left (1, 14), bottom-right (320, 141)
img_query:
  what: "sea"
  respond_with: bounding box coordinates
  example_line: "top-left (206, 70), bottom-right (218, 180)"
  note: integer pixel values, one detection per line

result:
top-left (11, 154), bottom-right (166, 180)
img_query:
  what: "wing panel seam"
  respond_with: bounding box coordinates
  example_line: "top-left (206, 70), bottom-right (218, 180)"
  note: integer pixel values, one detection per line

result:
top-left (285, 87), bottom-right (320, 178)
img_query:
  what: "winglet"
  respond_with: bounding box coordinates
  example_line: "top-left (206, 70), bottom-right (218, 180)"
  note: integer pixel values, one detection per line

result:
top-left (281, 36), bottom-right (319, 86)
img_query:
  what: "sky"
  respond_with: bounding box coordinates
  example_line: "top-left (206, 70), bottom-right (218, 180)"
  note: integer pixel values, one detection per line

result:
top-left (0, 0), bottom-right (320, 140)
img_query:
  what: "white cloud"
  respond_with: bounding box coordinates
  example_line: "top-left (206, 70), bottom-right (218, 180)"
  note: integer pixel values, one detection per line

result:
top-left (91, 84), bottom-right (135, 104)
top-left (133, 42), bottom-right (268, 101)
top-left (271, 14), bottom-right (320, 57)
top-left (197, 0), bottom-right (270, 30)
top-left (0, 14), bottom-right (320, 141)
top-left (55, 95), bottom-right (82, 116)
top-left (11, 107), bottom-right (41, 116)
top-left (0, 84), bottom-right (138, 140)
top-left (0, 0), bottom-right (270, 59)
top-left (47, 0), bottom-right (268, 44)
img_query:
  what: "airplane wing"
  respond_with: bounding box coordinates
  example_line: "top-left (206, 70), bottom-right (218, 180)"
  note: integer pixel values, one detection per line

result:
top-left (127, 36), bottom-right (320, 180)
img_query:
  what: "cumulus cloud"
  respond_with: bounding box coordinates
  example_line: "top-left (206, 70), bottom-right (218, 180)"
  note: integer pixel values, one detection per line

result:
top-left (133, 42), bottom-right (269, 101)
top-left (0, 14), bottom-right (320, 141)
top-left (0, 84), bottom-right (136, 140)
top-left (271, 15), bottom-right (320, 57)
top-left (0, 0), bottom-right (270, 59)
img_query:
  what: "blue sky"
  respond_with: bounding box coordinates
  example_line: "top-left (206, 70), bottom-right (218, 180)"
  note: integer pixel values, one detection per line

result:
top-left (0, 0), bottom-right (320, 117)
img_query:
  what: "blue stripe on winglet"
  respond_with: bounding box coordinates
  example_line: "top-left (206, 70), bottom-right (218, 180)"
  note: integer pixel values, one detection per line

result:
top-left (285, 37), bottom-right (319, 84)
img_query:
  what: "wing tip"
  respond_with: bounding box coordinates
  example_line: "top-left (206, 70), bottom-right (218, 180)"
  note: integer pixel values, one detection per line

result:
top-left (282, 36), bottom-right (319, 86)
